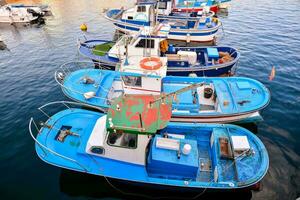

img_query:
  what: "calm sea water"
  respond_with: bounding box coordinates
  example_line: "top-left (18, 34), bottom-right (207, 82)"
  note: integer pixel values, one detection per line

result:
top-left (0, 0), bottom-right (299, 199)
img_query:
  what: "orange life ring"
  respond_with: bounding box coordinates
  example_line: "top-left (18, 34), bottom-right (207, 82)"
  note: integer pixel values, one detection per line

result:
top-left (140, 57), bottom-right (162, 70)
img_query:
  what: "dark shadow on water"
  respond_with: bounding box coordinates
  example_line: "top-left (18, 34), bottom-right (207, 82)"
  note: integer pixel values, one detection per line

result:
top-left (60, 169), bottom-right (253, 200)
top-left (237, 123), bottom-right (258, 134)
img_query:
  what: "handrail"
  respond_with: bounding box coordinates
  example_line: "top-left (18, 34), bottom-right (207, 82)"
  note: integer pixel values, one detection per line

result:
top-left (54, 61), bottom-right (113, 103)
top-left (29, 118), bottom-right (89, 172)
top-left (29, 101), bottom-right (106, 172)
top-left (37, 100), bottom-right (106, 115)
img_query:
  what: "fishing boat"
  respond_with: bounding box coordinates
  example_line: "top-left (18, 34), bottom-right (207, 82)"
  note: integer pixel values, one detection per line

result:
top-left (105, 3), bottom-right (221, 43)
top-left (8, 4), bottom-right (52, 16)
top-left (78, 28), bottom-right (239, 76)
top-left (173, 0), bottom-right (231, 13)
top-left (55, 61), bottom-right (270, 123)
top-left (29, 98), bottom-right (269, 191)
top-left (0, 4), bottom-right (40, 23)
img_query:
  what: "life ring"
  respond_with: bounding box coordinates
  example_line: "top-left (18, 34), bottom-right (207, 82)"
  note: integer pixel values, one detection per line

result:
top-left (140, 57), bottom-right (162, 70)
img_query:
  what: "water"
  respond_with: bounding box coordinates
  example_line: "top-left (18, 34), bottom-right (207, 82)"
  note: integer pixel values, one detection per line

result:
top-left (0, 0), bottom-right (299, 199)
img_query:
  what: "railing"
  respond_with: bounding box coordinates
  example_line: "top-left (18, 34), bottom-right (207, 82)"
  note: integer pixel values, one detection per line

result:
top-left (29, 101), bottom-right (105, 173)
top-left (54, 61), bottom-right (115, 105)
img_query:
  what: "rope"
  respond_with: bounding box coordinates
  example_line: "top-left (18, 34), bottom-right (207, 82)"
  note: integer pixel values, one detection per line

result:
top-left (103, 176), bottom-right (208, 200)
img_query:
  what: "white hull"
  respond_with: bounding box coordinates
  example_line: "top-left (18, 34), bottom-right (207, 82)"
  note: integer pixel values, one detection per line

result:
top-left (0, 5), bottom-right (38, 23)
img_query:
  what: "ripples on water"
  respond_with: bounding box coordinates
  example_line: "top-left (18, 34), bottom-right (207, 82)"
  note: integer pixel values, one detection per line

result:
top-left (0, 0), bottom-right (299, 199)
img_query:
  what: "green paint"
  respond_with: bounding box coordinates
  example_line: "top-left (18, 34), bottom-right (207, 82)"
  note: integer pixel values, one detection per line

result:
top-left (92, 42), bottom-right (115, 56)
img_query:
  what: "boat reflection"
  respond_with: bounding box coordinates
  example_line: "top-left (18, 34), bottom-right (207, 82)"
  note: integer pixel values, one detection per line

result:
top-left (59, 169), bottom-right (253, 200)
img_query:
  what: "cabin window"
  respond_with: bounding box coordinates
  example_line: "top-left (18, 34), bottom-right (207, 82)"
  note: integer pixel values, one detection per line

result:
top-left (135, 39), bottom-right (155, 48)
top-left (122, 76), bottom-right (142, 87)
top-left (127, 16), bottom-right (133, 20)
top-left (157, 2), bottom-right (167, 9)
top-left (90, 146), bottom-right (105, 155)
top-left (137, 6), bottom-right (146, 12)
top-left (107, 130), bottom-right (138, 149)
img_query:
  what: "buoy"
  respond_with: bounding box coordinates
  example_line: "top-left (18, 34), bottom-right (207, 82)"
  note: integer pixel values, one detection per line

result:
top-left (269, 66), bottom-right (276, 81)
top-left (80, 23), bottom-right (87, 32)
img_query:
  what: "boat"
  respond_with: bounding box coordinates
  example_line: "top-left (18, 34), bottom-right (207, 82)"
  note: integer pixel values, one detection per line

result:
top-left (172, 0), bottom-right (231, 13)
top-left (105, 3), bottom-right (221, 43)
top-left (8, 4), bottom-right (52, 16)
top-left (0, 4), bottom-right (40, 23)
top-left (78, 28), bottom-right (239, 76)
top-left (29, 99), bottom-right (269, 191)
top-left (55, 61), bottom-right (270, 123)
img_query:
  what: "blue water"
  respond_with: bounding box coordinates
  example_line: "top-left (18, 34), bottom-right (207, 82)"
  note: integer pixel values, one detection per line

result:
top-left (0, 0), bottom-right (299, 199)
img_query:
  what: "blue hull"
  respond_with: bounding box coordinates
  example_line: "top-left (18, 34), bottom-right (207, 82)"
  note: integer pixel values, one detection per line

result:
top-left (32, 108), bottom-right (269, 190)
top-left (166, 63), bottom-right (235, 76)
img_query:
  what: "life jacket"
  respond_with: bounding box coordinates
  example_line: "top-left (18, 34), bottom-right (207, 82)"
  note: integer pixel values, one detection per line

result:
top-left (160, 40), bottom-right (169, 53)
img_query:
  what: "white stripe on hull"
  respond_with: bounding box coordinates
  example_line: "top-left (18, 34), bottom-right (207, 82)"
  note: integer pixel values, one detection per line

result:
top-left (167, 34), bottom-right (215, 42)
top-left (0, 16), bottom-right (37, 23)
top-left (171, 112), bottom-right (262, 124)
top-left (113, 22), bottom-right (218, 42)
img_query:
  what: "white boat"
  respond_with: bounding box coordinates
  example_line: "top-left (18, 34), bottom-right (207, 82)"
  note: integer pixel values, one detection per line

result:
top-left (0, 4), bottom-right (40, 24)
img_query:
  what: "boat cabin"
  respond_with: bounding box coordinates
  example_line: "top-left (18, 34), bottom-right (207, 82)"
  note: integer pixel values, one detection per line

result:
top-left (85, 94), bottom-right (173, 165)
top-left (118, 56), bottom-right (168, 95)
top-left (108, 27), bottom-right (168, 60)
top-left (85, 115), bottom-right (151, 165)
top-left (121, 4), bottom-right (156, 26)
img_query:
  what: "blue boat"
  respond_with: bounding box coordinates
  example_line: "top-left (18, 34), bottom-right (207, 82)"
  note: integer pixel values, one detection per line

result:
top-left (29, 98), bottom-right (269, 191)
top-left (78, 33), bottom-right (239, 77)
top-left (55, 61), bottom-right (270, 124)
top-left (105, 3), bottom-right (221, 43)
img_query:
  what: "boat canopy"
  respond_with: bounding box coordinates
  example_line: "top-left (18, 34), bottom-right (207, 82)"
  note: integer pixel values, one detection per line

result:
top-left (106, 94), bottom-right (173, 134)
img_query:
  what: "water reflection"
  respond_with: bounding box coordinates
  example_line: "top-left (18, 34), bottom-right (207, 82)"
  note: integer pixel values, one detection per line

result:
top-left (59, 169), bottom-right (252, 200)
